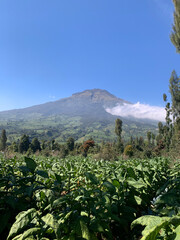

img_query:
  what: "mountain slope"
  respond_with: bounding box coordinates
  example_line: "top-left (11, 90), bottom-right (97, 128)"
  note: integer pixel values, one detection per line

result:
top-left (0, 89), bottom-right (157, 143)
top-left (0, 89), bottom-right (129, 120)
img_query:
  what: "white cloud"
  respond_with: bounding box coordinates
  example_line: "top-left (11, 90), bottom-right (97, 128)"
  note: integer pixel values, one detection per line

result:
top-left (105, 102), bottom-right (166, 122)
top-left (49, 95), bottom-right (56, 100)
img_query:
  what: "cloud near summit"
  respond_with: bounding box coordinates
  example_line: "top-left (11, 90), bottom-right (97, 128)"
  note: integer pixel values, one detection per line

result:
top-left (105, 102), bottom-right (166, 122)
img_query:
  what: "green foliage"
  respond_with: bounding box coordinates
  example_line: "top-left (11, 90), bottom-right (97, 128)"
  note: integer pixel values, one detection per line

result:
top-left (0, 129), bottom-right (7, 151)
top-left (132, 215), bottom-right (180, 240)
top-left (115, 118), bottom-right (122, 139)
top-left (169, 70), bottom-right (180, 120)
top-left (66, 137), bottom-right (75, 151)
top-left (171, 0), bottom-right (180, 53)
top-left (124, 144), bottom-right (134, 157)
top-left (132, 159), bottom-right (180, 239)
top-left (0, 155), bottom-right (175, 240)
top-left (18, 134), bottom-right (30, 153)
top-left (30, 137), bottom-right (41, 153)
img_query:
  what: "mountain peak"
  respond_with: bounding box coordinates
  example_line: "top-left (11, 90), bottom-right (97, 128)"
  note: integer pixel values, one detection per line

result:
top-left (71, 88), bottom-right (122, 104)
top-left (72, 89), bottom-right (116, 98)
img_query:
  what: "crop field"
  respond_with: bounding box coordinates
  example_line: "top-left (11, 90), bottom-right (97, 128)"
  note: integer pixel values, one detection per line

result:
top-left (0, 155), bottom-right (179, 240)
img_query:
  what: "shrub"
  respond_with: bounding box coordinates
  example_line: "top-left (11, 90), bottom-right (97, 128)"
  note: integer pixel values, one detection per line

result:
top-left (124, 145), bottom-right (134, 157)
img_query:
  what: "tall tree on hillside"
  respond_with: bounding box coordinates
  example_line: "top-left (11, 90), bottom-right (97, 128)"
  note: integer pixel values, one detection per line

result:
top-left (147, 131), bottom-right (152, 147)
top-left (0, 129), bottom-right (7, 151)
top-left (169, 70), bottom-right (180, 120)
top-left (18, 134), bottom-right (30, 153)
top-left (31, 137), bottom-right (41, 153)
top-left (66, 137), bottom-right (75, 151)
top-left (115, 118), bottom-right (124, 152)
top-left (115, 118), bottom-right (122, 140)
top-left (171, 0), bottom-right (180, 53)
top-left (169, 0), bottom-right (180, 155)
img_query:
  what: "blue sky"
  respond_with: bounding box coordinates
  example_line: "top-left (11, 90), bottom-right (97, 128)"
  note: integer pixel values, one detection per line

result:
top-left (0, 0), bottom-right (179, 112)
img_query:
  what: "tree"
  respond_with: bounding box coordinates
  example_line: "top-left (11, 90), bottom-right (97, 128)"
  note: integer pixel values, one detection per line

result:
top-left (169, 70), bottom-right (180, 120)
top-left (0, 129), bottom-right (7, 151)
top-left (18, 134), bottom-right (30, 153)
top-left (66, 137), bottom-right (75, 151)
top-left (147, 131), bottom-right (152, 147)
top-left (81, 139), bottom-right (95, 157)
top-left (171, 0), bottom-right (180, 53)
top-left (151, 133), bottom-right (155, 147)
top-left (124, 145), bottom-right (134, 157)
top-left (12, 141), bottom-right (18, 152)
top-left (31, 137), bottom-right (41, 153)
top-left (115, 118), bottom-right (124, 152)
top-left (115, 118), bottom-right (122, 140)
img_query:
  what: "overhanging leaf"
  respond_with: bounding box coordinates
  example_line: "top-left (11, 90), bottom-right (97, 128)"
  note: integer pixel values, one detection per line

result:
top-left (24, 157), bottom-right (37, 173)
top-left (7, 208), bottom-right (37, 240)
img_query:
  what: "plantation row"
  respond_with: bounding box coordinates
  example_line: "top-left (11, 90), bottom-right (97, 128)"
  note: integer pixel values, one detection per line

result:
top-left (0, 155), bottom-right (179, 239)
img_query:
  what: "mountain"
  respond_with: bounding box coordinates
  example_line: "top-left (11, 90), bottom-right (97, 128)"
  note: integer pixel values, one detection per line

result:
top-left (0, 89), bottom-right (158, 143)
top-left (0, 89), bottom-right (129, 120)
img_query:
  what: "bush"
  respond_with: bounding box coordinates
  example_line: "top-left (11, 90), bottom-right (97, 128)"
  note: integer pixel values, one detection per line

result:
top-left (124, 145), bottom-right (134, 157)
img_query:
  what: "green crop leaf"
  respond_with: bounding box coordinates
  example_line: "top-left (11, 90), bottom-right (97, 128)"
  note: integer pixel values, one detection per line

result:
top-left (7, 208), bottom-right (37, 240)
top-left (127, 167), bottom-right (136, 179)
top-left (131, 215), bottom-right (178, 240)
top-left (131, 215), bottom-right (167, 231)
top-left (127, 178), bottom-right (146, 189)
top-left (174, 225), bottom-right (180, 240)
top-left (103, 181), bottom-right (116, 193)
top-left (36, 170), bottom-right (49, 178)
top-left (134, 196), bottom-right (142, 205)
top-left (25, 157), bottom-right (37, 173)
top-left (55, 173), bottom-right (62, 183)
top-left (112, 179), bottom-right (121, 188)
top-left (12, 234), bottom-right (23, 240)
top-left (85, 172), bottom-right (99, 184)
top-left (140, 220), bottom-right (168, 240)
top-left (18, 227), bottom-right (41, 240)
top-left (42, 213), bottom-right (61, 239)
top-left (80, 220), bottom-right (91, 240)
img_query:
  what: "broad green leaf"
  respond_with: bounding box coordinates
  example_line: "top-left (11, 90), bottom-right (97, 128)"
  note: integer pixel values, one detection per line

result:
top-left (36, 170), bottom-right (49, 178)
top-left (25, 157), bottom-right (37, 173)
top-left (141, 220), bottom-right (170, 240)
top-left (103, 181), bottom-right (116, 193)
top-left (131, 215), bottom-right (173, 240)
top-left (131, 215), bottom-right (167, 230)
top-left (127, 178), bottom-right (146, 189)
top-left (42, 213), bottom-right (61, 239)
top-left (85, 172), bottom-right (99, 184)
top-left (18, 227), bottom-right (41, 240)
top-left (174, 225), bottom-right (180, 240)
top-left (7, 208), bottom-right (37, 240)
top-left (112, 179), bottom-right (121, 188)
top-left (80, 220), bottom-right (91, 240)
top-left (12, 234), bottom-right (23, 240)
top-left (134, 196), bottom-right (142, 205)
